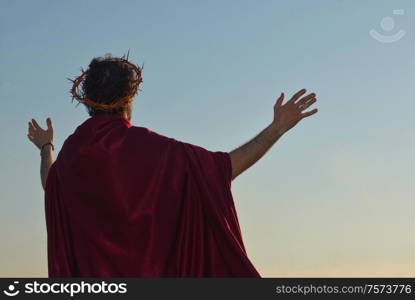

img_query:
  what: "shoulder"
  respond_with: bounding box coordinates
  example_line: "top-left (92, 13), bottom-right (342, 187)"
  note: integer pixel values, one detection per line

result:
top-left (126, 126), bottom-right (183, 152)
top-left (129, 126), bottom-right (177, 142)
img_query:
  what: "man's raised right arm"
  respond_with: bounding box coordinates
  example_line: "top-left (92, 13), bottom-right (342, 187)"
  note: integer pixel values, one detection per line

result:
top-left (229, 89), bottom-right (318, 180)
top-left (27, 118), bottom-right (55, 190)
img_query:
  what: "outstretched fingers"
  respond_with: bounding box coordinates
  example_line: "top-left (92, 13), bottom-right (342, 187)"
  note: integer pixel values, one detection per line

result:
top-left (296, 93), bottom-right (316, 106)
top-left (28, 121), bottom-right (35, 133)
top-left (295, 90), bottom-right (317, 119)
top-left (288, 88), bottom-right (307, 104)
top-left (299, 97), bottom-right (317, 111)
top-left (301, 108), bottom-right (318, 119)
top-left (46, 117), bottom-right (53, 132)
top-left (31, 119), bottom-right (41, 130)
top-left (28, 121), bottom-right (36, 142)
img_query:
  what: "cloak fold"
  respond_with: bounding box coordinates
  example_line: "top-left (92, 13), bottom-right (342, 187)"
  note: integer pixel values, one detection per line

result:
top-left (45, 114), bottom-right (260, 277)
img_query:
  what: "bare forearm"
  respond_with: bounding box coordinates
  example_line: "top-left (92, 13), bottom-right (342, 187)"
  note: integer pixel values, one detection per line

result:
top-left (40, 145), bottom-right (54, 190)
top-left (228, 89), bottom-right (318, 180)
top-left (229, 123), bottom-right (284, 180)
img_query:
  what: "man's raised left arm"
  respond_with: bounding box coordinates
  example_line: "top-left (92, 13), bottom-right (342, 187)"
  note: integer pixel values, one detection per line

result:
top-left (229, 89), bottom-right (318, 180)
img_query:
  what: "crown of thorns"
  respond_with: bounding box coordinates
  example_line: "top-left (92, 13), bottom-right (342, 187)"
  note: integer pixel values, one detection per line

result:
top-left (68, 55), bottom-right (143, 111)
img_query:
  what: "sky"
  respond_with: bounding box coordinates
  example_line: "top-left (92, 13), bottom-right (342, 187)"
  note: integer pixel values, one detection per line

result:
top-left (0, 0), bottom-right (414, 277)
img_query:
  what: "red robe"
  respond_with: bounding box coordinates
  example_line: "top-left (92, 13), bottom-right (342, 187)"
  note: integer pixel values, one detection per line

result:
top-left (45, 114), bottom-right (260, 277)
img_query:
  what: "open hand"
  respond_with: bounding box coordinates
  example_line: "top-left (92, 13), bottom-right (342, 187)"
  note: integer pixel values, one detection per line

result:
top-left (272, 89), bottom-right (317, 134)
top-left (27, 118), bottom-right (54, 150)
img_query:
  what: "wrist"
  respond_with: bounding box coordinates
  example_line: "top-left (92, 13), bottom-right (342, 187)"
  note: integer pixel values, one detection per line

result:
top-left (268, 122), bottom-right (286, 138)
top-left (40, 142), bottom-right (54, 152)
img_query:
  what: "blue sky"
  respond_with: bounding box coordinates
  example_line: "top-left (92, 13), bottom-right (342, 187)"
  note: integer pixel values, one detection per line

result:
top-left (1, 0), bottom-right (414, 276)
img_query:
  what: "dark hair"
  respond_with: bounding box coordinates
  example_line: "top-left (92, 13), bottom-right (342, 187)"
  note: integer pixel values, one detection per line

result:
top-left (81, 54), bottom-right (137, 116)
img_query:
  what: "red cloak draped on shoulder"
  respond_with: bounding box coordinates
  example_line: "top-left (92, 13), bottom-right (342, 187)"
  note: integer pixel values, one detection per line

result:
top-left (44, 114), bottom-right (260, 277)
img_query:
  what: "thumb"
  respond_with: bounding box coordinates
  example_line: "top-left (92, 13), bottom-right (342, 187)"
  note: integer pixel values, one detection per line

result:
top-left (46, 117), bottom-right (53, 131)
top-left (274, 92), bottom-right (284, 109)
